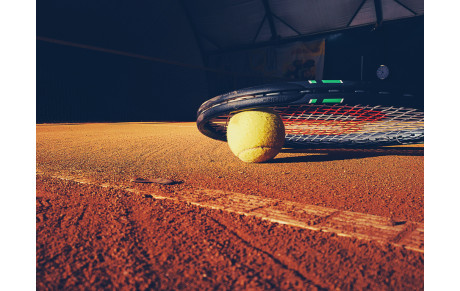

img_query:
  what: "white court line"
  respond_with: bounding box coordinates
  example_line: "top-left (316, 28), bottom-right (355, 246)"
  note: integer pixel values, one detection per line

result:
top-left (37, 172), bottom-right (423, 253)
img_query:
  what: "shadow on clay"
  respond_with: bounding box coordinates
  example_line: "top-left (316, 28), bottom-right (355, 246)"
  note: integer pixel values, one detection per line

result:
top-left (269, 146), bottom-right (424, 163)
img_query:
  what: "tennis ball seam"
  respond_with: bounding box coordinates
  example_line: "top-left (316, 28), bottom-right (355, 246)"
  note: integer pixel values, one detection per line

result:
top-left (237, 146), bottom-right (277, 157)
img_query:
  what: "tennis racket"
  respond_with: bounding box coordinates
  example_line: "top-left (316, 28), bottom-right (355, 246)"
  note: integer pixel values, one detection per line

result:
top-left (196, 80), bottom-right (423, 148)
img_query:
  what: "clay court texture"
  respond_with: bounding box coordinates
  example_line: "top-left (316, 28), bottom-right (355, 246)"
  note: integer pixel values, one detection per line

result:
top-left (36, 122), bottom-right (424, 290)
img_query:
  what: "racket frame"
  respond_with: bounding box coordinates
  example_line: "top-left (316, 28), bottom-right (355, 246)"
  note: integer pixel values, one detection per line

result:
top-left (196, 81), bottom-right (423, 147)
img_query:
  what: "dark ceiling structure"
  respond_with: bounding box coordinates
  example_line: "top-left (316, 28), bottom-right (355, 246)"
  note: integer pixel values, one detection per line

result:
top-left (37, 0), bottom-right (424, 123)
top-left (181, 0), bottom-right (423, 55)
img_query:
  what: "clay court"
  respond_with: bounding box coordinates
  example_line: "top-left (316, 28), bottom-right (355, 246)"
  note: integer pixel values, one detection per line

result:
top-left (36, 122), bottom-right (424, 289)
top-left (28, 0), bottom-right (434, 289)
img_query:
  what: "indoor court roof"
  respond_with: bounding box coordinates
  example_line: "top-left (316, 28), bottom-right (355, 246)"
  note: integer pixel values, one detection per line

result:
top-left (181, 0), bottom-right (424, 53)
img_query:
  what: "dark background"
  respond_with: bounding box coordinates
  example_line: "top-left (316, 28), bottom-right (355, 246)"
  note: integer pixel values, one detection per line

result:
top-left (37, 1), bottom-right (423, 123)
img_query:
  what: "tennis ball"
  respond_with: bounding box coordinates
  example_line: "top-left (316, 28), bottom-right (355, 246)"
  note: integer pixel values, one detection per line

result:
top-left (227, 109), bottom-right (285, 163)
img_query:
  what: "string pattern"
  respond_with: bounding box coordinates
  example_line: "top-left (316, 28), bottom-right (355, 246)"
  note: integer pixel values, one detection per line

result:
top-left (206, 104), bottom-right (424, 147)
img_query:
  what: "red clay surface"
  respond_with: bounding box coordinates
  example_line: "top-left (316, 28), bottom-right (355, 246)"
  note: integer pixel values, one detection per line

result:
top-left (36, 123), bottom-right (424, 289)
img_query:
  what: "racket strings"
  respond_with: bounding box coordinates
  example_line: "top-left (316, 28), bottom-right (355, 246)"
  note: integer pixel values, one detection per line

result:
top-left (280, 105), bottom-right (423, 145)
top-left (206, 104), bottom-right (424, 145)
top-left (275, 105), bottom-right (387, 136)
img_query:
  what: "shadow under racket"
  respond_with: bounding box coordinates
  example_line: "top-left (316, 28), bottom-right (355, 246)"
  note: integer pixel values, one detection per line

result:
top-left (268, 146), bottom-right (424, 163)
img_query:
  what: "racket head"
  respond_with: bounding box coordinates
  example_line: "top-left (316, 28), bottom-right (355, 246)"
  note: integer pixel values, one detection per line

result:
top-left (196, 80), bottom-right (423, 148)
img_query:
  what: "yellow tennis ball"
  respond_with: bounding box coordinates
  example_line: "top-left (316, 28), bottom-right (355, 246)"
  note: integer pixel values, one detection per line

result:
top-left (227, 109), bottom-right (285, 163)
